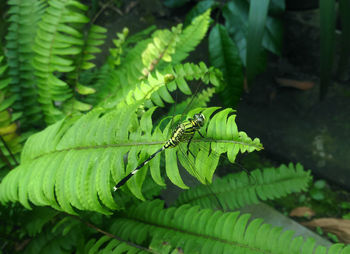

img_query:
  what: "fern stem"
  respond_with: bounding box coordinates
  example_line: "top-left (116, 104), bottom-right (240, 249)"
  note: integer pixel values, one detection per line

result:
top-left (90, 0), bottom-right (119, 25)
top-left (141, 39), bottom-right (172, 79)
top-left (0, 147), bottom-right (13, 170)
top-left (0, 135), bottom-right (18, 167)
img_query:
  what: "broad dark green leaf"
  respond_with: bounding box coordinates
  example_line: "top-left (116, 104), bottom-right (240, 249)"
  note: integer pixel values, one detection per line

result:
top-left (262, 17), bottom-right (283, 56)
top-left (269, 0), bottom-right (285, 16)
top-left (337, 0), bottom-right (350, 81)
top-left (246, 0), bottom-right (270, 84)
top-left (223, 0), bottom-right (283, 73)
top-left (163, 0), bottom-right (190, 8)
top-left (209, 24), bottom-right (244, 107)
top-left (223, 0), bottom-right (249, 64)
top-left (319, 0), bottom-right (336, 99)
top-left (184, 0), bottom-right (218, 26)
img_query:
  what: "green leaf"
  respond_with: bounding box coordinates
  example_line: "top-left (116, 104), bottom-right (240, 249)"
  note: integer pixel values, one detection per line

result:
top-left (246, 0), bottom-right (270, 84)
top-left (176, 163), bottom-right (311, 210)
top-left (223, 0), bottom-right (283, 73)
top-left (0, 95), bottom-right (17, 111)
top-left (163, 0), bottom-right (190, 8)
top-left (314, 180), bottom-right (326, 189)
top-left (0, 78), bottom-right (11, 90)
top-left (262, 18), bottom-right (283, 56)
top-left (99, 200), bottom-right (345, 253)
top-left (310, 189), bottom-right (325, 201)
top-left (165, 148), bottom-right (189, 189)
top-left (31, 0), bottom-right (92, 123)
top-left (337, 0), bottom-right (350, 81)
top-left (319, 0), bottom-right (336, 99)
top-left (76, 83), bottom-right (96, 95)
top-left (5, 0), bottom-right (44, 127)
top-left (184, 0), bottom-right (218, 26)
top-left (0, 105), bottom-right (263, 213)
top-left (172, 9), bottom-right (211, 63)
top-left (269, 0), bottom-right (285, 15)
top-left (209, 24), bottom-right (244, 106)
top-left (223, 0), bottom-right (251, 65)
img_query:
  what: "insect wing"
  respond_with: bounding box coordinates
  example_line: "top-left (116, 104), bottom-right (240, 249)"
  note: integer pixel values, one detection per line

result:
top-left (177, 144), bottom-right (204, 184)
top-left (125, 146), bottom-right (146, 200)
top-left (148, 147), bottom-right (165, 187)
top-left (177, 141), bottom-right (220, 185)
top-left (177, 144), bottom-right (224, 210)
top-left (165, 148), bottom-right (189, 189)
top-left (194, 141), bottom-right (220, 184)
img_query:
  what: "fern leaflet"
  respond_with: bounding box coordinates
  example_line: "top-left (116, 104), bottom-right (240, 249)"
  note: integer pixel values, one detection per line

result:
top-left (175, 163), bottom-right (312, 210)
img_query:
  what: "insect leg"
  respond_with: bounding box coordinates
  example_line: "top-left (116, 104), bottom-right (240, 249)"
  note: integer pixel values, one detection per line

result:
top-left (186, 135), bottom-right (194, 156)
top-left (198, 130), bottom-right (205, 138)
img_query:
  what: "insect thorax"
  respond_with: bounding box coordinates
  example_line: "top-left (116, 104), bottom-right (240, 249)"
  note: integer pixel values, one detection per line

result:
top-left (164, 120), bottom-right (197, 148)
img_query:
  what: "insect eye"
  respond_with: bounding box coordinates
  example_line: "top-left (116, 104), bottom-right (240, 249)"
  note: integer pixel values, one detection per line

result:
top-left (193, 113), bottom-right (205, 126)
top-left (198, 115), bottom-right (205, 126)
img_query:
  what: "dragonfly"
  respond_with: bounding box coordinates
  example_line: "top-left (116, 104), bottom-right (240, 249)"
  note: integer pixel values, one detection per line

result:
top-left (113, 112), bottom-right (206, 191)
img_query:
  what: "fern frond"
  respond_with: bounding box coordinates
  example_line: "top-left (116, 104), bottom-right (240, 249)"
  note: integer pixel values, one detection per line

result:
top-left (124, 25), bottom-right (156, 47)
top-left (108, 27), bottom-right (129, 67)
top-left (22, 216), bottom-right (85, 254)
top-left (91, 11), bottom-right (212, 107)
top-left (25, 207), bottom-right (59, 237)
top-left (86, 235), bottom-right (151, 254)
top-left (80, 25), bottom-right (107, 71)
top-left (65, 23), bottom-right (106, 100)
top-left (98, 199), bottom-right (335, 254)
top-left (0, 55), bottom-right (21, 167)
top-left (91, 23), bottom-right (185, 106)
top-left (0, 104), bottom-right (261, 214)
top-left (175, 163), bottom-right (312, 210)
top-left (112, 62), bottom-right (224, 109)
top-left (172, 9), bottom-right (211, 63)
top-left (90, 39), bottom-right (151, 106)
top-left (32, 0), bottom-right (90, 123)
top-left (65, 24), bottom-right (107, 105)
top-left (5, 0), bottom-right (45, 127)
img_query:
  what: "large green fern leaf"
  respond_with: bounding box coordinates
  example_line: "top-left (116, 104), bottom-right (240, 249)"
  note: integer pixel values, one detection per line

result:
top-left (0, 103), bottom-right (261, 214)
top-left (5, 0), bottom-right (45, 127)
top-left (90, 199), bottom-right (337, 254)
top-left (32, 0), bottom-right (90, 123)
